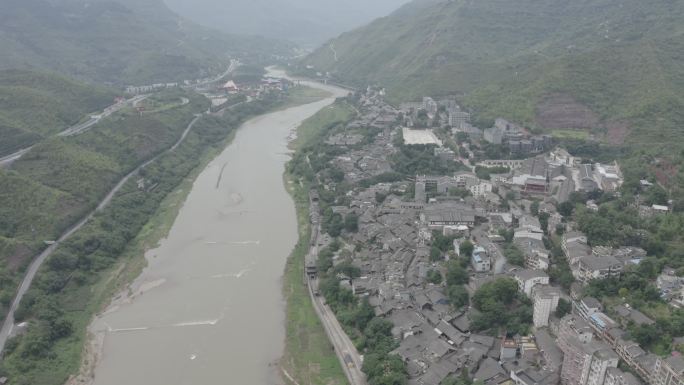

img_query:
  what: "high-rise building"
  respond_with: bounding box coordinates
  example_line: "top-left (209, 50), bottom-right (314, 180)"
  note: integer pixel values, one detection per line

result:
top-left (604, 367), bottom-right (642, 385)
top-left (560, 336), bottom-right (618, 385)
top-left (448, 109), bottom-right (470, 128)
top-left (532, 285), bottom-right (560, 327)
top-left (652, 356), bottom-right (684, 385)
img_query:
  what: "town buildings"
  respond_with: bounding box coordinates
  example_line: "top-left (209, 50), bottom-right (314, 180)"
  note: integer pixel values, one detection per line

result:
top-left (303, 88), bottom-right (673, 385)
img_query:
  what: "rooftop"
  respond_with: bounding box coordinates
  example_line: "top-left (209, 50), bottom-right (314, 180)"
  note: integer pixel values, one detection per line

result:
top-left (514, 269), bottom-right (549, 281)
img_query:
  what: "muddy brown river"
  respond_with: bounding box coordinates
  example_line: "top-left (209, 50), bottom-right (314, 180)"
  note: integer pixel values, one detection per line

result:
top-left (89, 72), bottom-right (347, 385)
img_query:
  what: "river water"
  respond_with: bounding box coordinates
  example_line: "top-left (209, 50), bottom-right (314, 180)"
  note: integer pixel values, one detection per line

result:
top-left (89, 73), bottom-right (347, 385)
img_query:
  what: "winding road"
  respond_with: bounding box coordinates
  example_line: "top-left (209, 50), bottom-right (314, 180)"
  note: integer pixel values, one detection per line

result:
top-left (0, 114), bottom-right (202, 353)
top-left (0, 95), bottom-right (148, 168)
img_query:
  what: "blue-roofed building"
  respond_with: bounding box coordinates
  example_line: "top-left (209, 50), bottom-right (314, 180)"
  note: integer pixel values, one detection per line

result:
top-left (472, 246), bottom-right (491, 272)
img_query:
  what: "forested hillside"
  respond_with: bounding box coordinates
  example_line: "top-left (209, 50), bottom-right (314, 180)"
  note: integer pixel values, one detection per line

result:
top-left (0, 89), bottom-right (208, 322)
top-left (303, 0), bottom-right (684, 153)
top-left (0, 70), bottom-right (117, 156)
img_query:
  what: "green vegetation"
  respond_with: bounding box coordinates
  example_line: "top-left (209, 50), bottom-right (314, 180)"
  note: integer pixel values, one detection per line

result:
top-left (0, 69), bottom-right (117, 156)
top-left (547, 236), bottom-right (575, 290)
top-left (0, 89), bottom-right (208, 321)
top-left (503, 244), bottom-right (525, 267)
top-left (287, 99), bottom-right (410, 385)
top-left (282, 99), bottom-right (353, 385)
top-left (445, 260), bottom-right (470, 310)
top-left (555, 298), bottom-right (572, 318)
top-left (0, 93), bottom-right (300, 385)
top-left (282, 182), bottom-right (348, 385)
top-left (551, 129), bottom-right (590, 140)
top-left (304, 0), bottom-right (684, 161)
top-left (475, 166), bottom-right (510, 181)
top-left (471, 278), bottom-right (533, 335)
top-left (584, 271), bottom-right (684, 355)
top-left (318, 261), bottom-right (407, 385)
top-left (391, 143), bottom-right (466, 177)
top-left (426, 269), bottom-right (443, 284)
top-left (572, 191), bottom-right (684, 269)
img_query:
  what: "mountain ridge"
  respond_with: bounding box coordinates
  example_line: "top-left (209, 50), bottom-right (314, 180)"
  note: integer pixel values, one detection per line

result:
top-left (0, 0), bottom-right (291, 84)
top-left (303, 0), bottom-right (684, 151)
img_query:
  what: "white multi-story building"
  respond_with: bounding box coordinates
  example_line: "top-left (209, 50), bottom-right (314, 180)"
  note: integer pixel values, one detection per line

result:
top-left (448, 109), bottom-right (471, 128)
top-left (560, 336), bottom-right (618, 385)
top-left (586, 348), bottom-right (620, 385)
top-left (472, 246), bottom-right (491, 272)
top-left (574, 255), bottom-right (623, 283)
top-left (470, 182), bottom-right (493, 197)
top-left (514, 269), bottom-right (550, 297)
top-left (532, 285), bottom-right (560, 327)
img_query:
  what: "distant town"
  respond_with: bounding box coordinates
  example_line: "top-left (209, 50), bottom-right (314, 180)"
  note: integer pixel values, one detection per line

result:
top-left (300, 86), bottom-right (683, 385)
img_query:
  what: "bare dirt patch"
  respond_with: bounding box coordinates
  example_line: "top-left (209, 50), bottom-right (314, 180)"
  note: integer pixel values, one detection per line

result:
top-left (652, 158), bottom-right (679, 187)
top-left (605, 121), bottom-right (630, 145)
top-left (6, 243), bottom-right (33, 272)
top-left (536, 93), bottom-right (600, 130)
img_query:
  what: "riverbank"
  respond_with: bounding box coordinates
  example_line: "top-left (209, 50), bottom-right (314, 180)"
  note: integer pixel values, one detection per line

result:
top-left (66, 85), bottom-right (335, 385)
top-left (280, 102), bottom-right (358, 385)
top-left (0, 87), bottom-right (322, 385)
top-left (65, 124), bottom-right (238, 385)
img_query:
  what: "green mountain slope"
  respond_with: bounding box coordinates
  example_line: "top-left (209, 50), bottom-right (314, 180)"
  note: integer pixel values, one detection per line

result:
top-left (0, 69), bottom-right (117, 156)
top-left (0, 89), bottom-right (209, 318)
top-left (304, 0), bottom-right (684, 150)
top-left (0, 0), bottom-right (290, 84)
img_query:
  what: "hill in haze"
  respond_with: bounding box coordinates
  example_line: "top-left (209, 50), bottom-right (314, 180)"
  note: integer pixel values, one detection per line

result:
top-left (164, 0), bottom-right (410, 47)
top-left (303, 0), bottom-right (684, 151)
top-left (0, 0), bottom-right (291, 85)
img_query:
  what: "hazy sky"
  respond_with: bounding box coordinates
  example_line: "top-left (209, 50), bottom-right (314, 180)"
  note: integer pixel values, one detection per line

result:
top-left (164, 0), bottom-right (411, 47)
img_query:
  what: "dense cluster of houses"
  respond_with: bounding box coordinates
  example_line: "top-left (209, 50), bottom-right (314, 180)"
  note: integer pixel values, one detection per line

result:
top-left (306, 89), bottom-right (683, 385)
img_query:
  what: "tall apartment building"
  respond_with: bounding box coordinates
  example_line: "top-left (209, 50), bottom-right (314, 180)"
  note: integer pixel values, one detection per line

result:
top-left (604, 367), bottom-right (642, 385)
top-left (652, 356), bottom-right (684, 385)
top-left (560, 336), bottom-right (618, 385)
top-left (422, 97), bottom-right (438, 116)
top-left (448, 109), bottom-right (471, 129)
top-left (532, 285), bottom-right (560, 327)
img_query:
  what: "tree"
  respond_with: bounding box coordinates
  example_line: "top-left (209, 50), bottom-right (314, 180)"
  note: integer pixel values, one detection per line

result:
top-left (498, 229), bottom-right (514, 243)
top-left (459, 240), bottom-right (474, 257)
top-left (427, 269), bottom-right (443, 284)
top-left (355, 298), bottom-right (375, 330)
top-left (430, 246), bottom-right (443, 262)
top-left (336, 260), bottom-right (361, 281)
top-left (556, 298), bottom-right (571, 318)
top-left (363, 353), bottom-right (407, 385)
top-left (448, 285), bottom-right (469, 309)
top-left (344, 212), bottom-right (359, 233)
top-left (558, 201), bottom-right (575, 217)
top-left (504, 245), bottom-right (525, 266)
top-left (446, 261), bottom-right (469, 286)
top-left (530, 201), bottom-right (540, 216)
